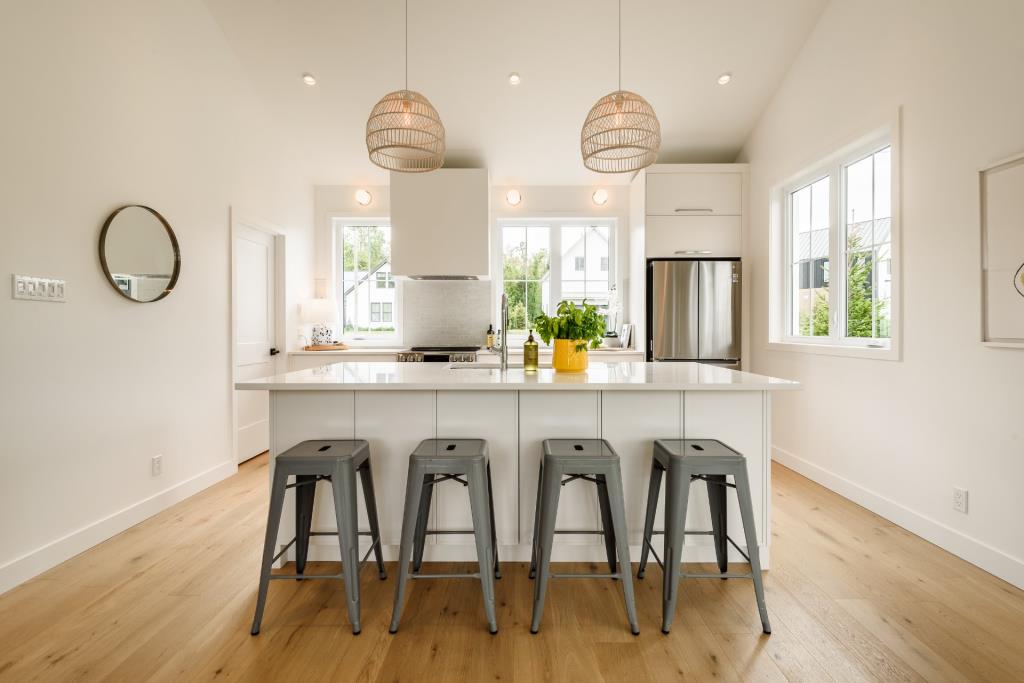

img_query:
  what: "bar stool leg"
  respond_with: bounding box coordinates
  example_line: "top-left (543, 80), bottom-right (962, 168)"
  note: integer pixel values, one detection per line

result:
top-left (251, 466), bottom-right (289, 635)
top-left (486, 463), bottom-right (501, 579)
top-left (596, 474), bottom-right (618, 577)
top-left (389, 460), bottom-right (425, 633)
top-left (468, 464), bottom-right (498, 634)
top-left (528, 460), bottom-right (543, 579)
top-left (604, 467), bottom-right (640, 635)
top-left (706, 474), bottom-right (729, 577)
top-left (530, 463), bottom-right (562, 634)
top-left (661, 465), bottom-right (691, 634)
top-left (637, 458), bottom-right (663, 579)
top-left (294, 474), bottom-right (317, 577)
top-left (332, 463), bottom-right (363, 634)
top-left (733, 465), bottom-right (771, 634)
top-left (412, 474), bottom-right (435, 574)
top-left (358, 459), bottom-right (387, 580)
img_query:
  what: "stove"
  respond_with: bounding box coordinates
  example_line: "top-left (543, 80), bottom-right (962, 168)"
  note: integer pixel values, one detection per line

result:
top-left (397, 346), bottom-right (480, 363)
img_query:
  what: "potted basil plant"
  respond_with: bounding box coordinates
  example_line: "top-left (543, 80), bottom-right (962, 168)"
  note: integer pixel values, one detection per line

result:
top-left (533, 300), bottom-right (605, 373)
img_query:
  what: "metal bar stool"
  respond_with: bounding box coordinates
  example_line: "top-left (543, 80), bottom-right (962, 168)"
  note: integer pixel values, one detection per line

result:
top-left (530, 439), bottom-right (639, 635)
top-left (637, 438), bottom-right (770, 634)
top-left (251, 439), bottom-right (386, 636)
top-left (389, 439), bottom-right (500, 634)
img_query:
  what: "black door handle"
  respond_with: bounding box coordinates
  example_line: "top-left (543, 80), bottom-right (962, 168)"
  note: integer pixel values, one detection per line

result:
top-left (269, 348), bottom-right (280, 356)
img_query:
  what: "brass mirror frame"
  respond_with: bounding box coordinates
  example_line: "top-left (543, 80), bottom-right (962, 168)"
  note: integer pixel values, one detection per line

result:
top-left (98, 204), bottom-right (181, 303)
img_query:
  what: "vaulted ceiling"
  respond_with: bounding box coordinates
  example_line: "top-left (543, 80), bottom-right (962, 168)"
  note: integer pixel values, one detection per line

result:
top-left (203, 0), bottom-right (826, 185)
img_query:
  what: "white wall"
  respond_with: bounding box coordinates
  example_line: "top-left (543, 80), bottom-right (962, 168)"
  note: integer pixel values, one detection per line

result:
top-left (739, 0), bottom-right (1024, 587)
top-left (0, 1), bottom-right (314, 593)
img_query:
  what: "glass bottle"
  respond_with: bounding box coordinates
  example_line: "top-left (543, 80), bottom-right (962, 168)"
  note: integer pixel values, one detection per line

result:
top-left (523, 329), bottom-right (539, 372)
top-left (486, 324), bottom-right (495, 350)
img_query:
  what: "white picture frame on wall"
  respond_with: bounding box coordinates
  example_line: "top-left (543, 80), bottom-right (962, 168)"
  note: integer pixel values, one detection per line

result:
top-left (980, 151), bottom-right (1024, 347)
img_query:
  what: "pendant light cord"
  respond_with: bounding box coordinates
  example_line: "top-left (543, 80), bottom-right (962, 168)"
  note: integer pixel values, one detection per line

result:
top-left (617, 0), bottom-right (622, 91)
top-left (405, 0), bottom-right (409, 90)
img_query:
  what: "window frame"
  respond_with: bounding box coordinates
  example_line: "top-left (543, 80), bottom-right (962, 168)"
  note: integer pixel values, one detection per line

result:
top-left (770, 122), bottom-right (901, 360)
top-left (493, 217), bottom-right (617, 344)
top-left (332, 217), bottom-right (402, 346)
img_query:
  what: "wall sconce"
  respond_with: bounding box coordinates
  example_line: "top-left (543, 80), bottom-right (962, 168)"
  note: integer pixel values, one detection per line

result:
top-left (506, 189), bottom-right (522, 206)
top-left (355, 189), bottom-right (373, 206)
top-left (592, 189), bottom-right (609, 206)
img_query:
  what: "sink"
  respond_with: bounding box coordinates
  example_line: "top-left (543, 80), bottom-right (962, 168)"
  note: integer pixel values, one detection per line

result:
top-left (448, 361), bottom-right (551, 370)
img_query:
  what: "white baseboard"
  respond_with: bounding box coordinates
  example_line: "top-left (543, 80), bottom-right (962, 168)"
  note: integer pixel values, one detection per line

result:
top-left (0, 460), bottom-right (238, 595)
top-left (772, 445), bottom-right (1024, 589)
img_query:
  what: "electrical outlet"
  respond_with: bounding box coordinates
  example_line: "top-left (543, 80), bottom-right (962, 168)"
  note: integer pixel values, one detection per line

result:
top-left (952, 486), bottom-right (968, 514)
top-left (152, 454), bottom-right (163, 477)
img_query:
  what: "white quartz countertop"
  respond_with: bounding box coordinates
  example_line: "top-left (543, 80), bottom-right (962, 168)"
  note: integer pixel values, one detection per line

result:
top-left (236, 361), bottom-right (799, 392)
top-left (287, 347), bottom-right (643, 357)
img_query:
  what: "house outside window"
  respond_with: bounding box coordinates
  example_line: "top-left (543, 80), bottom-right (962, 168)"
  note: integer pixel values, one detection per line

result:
top-left (334, 220), bottom-right (399, 343)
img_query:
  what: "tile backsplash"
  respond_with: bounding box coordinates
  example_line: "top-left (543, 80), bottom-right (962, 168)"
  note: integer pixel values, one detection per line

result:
top-left (401, 280), bottom-right (492, 348)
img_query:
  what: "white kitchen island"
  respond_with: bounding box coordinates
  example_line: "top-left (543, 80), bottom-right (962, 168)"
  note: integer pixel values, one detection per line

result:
top-left (236, 362), bottom-right (798, 567)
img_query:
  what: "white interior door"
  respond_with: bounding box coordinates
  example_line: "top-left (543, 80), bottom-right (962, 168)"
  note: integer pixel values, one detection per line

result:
top-left (234, 222), bottom-right (279, 463)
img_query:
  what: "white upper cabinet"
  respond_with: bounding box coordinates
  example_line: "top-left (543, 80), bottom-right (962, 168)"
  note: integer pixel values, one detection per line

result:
top-left (645, 171), bottom-right (742, 216)
top-left (390, 169), bottom-right (490, 278)
top-left (644, 215), bottom-right (742, 257)
top-left (639, 165), bottom-right (747, 258)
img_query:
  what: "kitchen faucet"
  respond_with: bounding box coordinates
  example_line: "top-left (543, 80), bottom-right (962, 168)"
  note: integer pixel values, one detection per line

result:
top-left (497, 292), bottom-right (509, 371)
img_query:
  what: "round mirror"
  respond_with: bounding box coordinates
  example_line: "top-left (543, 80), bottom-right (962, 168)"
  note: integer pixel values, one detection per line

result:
top-left (99, 205), bottom-right (180, 302)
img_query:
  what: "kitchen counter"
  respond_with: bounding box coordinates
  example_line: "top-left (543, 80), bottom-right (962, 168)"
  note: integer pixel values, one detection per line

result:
top-left (238, 361), bottom-right (797, 392)
top-left (239, 361), bottom-right (797, 568)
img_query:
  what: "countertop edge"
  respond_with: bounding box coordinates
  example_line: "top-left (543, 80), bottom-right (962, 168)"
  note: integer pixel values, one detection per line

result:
top-left (235, 382), bottom-right (799, 392)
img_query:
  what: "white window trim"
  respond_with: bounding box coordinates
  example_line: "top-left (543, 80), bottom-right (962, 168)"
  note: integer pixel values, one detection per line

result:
top-left (331, 216), bottom-right (402, 347)
top-left (768, 114), bottom-right (902, 361)
top-left (492, 217), bottom-right (618, 345)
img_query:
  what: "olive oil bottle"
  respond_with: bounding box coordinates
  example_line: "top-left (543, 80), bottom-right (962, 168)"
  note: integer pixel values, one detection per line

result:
top-left (523, 329), bottom-right (539, 372)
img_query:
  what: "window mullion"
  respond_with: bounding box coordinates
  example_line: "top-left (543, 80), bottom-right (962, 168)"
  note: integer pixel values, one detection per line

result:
top-left (550, 226), bottom-right (562, 308)
top-left (831, 166), bottom-right (843, 342)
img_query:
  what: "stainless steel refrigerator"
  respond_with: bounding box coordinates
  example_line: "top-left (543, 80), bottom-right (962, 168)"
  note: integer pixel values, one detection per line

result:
top-left (646, 259), bottom-right (741, 368)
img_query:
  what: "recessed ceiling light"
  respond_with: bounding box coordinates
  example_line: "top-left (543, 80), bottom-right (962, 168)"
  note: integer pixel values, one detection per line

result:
top-left (506, 189), bottom-right (522, 206)
top-left (508, 72), bottom-right (521, 86)
top-left (355, 189), bottom-right (372, 206)
top-left (302, 73), bottom-right (317, 86)
top-left (716, 72), bottom-right (732, 86)
top-left (592, 189), bottom-right (609, 206)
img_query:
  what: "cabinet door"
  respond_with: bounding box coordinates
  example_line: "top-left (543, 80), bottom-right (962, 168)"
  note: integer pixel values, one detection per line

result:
top-left (644, 215), bottom-right (741, 258)
top-left (518, 392), bottom-right (601, 554)
top-left (434, 391), bottom-right (518, 546)
top-left (646, 172), bottom-right (742, 216)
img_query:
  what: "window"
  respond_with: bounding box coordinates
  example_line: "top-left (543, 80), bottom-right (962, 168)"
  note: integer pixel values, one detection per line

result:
top-left (334, 220), bottom-right (399, 342)
top-left (496, 219), bottom-right (615, 336)
top-left (775, 133), bottom-right (897, 355)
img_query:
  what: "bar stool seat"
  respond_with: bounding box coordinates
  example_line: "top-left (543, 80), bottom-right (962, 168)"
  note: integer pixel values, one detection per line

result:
top-left (251, 439), bottom-right (386, 636)
top-left (529, 438), bottom-right (640, 635)
top-left (390, 439), bottom-right (500, 634)
top-left (638, 438), bottom-right (771, 634)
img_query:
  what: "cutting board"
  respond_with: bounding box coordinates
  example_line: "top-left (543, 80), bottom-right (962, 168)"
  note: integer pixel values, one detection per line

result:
top-left (303, 343), bottom-right (349, 351)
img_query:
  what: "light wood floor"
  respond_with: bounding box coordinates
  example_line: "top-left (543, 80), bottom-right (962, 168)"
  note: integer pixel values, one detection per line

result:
top-left (2, 456), bottom-right (1023, 682)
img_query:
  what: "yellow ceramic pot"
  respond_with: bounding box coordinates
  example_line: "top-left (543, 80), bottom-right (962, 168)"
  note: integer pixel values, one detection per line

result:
top-left (552, 339), bottom-right (589, 373)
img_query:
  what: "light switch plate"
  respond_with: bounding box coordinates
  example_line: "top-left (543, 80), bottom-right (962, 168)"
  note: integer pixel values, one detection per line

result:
top-left (12, 274), bottom-right (66, 303)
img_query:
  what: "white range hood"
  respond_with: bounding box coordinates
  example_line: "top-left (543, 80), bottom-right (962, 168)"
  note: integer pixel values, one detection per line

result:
top-left (389, 168), bottom-right (490, 279)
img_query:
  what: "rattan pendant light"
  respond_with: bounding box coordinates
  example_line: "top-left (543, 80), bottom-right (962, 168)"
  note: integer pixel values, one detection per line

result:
top-left (581, 0), bottom-right (660, 174)
top-left (366, 0), bottom-right (445, 172)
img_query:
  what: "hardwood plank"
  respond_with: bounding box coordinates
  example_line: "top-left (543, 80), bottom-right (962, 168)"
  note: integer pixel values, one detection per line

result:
top-left (0, 457), bottom-right (1022, 682)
